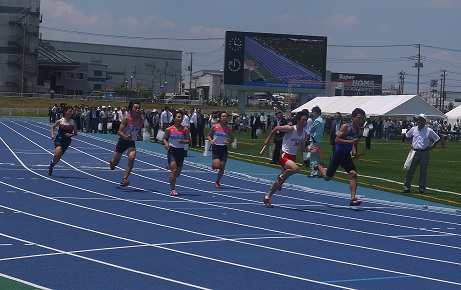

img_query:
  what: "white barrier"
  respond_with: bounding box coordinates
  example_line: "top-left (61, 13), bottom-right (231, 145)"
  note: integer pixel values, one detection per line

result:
top-left (231, 138), bottom-right (237, 149)
top-left (203, 140), bottom-right (211, 156)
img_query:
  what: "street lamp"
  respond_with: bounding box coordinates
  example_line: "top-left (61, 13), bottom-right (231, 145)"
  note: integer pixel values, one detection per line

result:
top-left (125, 80), bottom-right (128, 89)
top-left (164, 81), bottom-right (168, 95)
top-left (130, 76), bottom-right (133, 89)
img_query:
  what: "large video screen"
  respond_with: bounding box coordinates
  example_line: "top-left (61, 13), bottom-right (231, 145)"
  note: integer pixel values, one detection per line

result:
top-left (224, 31), bottom-right (327, 92)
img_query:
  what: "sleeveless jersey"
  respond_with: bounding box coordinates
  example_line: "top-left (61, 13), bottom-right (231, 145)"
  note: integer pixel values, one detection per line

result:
top-left (57, 118), bottom-right (76, 139)
top-left (168, 125), bottom-right (187, 148)
top-left (336, 122), bottom-right (359, 152)
top-left (282, 125), bottom-right (307, 155)
top-left (122, 114), bottom-right (144, 141)
top-left (212, 124), bottom-right (231, 146)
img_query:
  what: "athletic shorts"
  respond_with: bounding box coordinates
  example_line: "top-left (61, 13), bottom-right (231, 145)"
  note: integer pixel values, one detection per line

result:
top-left (115, 138), bottom-right (136, 153)
top-left (54, 136), bottom-right (72, 154)
top-left (326, 150), bottom-right (356, 178)
top-left (212, 144), bottom-right (228, 162)
top-left (279, 152), bottom-right (296, 168)
top-left (168, 146), bottom-right (185, 167)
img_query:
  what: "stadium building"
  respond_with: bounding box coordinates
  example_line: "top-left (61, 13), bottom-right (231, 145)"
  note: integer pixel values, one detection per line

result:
top-left (0, 0), bottom-right (182, 98)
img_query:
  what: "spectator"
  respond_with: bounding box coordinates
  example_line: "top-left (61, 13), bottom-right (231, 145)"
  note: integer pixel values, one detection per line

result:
top-left (403, 113), bottom-right (440, 194)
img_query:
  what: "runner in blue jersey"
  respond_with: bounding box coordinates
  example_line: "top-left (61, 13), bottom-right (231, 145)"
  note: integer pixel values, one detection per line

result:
top-left (316, 108), bottom-right (365, 206)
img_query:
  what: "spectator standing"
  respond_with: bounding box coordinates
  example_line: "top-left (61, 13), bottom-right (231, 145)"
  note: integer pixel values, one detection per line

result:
top-left (308, 106), bottom-right (325, 177)
top-left (363, 115), bottom-right (374, 149)
top-left (112, 108), bottom-right (122, 135)
top-left (250, 113), bottom-right (261, 139)
top-left (89, 106), bottom-right (99, 133)
top-left (403, 113), bottom-right (440, 194)
top-left (100, 106), bottom-right (108, 134)
top-left (302, 109), bottom-right (313, 167)
top-left (196, 108), bottom-right (206, 147)
top-left (259, 112), bottom-right (267, 132)
top-left (189, 107), bottom-right (197, 147)
top-left (180, 108), bottom-right (190, 156)
top-left (271, 111), bottom-right (287, 164)
top-left (330, 112), bottom-right (343, 157)
top-left (151, 109), bottom-right (160, 142)
top-left (160, 106), bottom-right (173, 131)
top-left (383, 117), bottom-right (392, 140)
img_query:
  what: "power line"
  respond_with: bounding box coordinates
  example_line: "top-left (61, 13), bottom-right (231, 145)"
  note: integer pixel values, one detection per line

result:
top-left (40, 25), bottom-right (223, 41)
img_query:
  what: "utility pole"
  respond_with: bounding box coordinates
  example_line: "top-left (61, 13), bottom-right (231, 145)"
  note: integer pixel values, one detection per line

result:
top-left (441, 70), bottom-right (446, 112)
top-left (187, 52), bottom-right (194, 98)
top-left (413, 44), bottom-right (423, 96)
top-left (398, 71), bottom-right (406, 94)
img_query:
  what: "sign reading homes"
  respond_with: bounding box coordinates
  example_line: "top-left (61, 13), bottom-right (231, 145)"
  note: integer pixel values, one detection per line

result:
top-left (331, 73), bottom-right (382, 96)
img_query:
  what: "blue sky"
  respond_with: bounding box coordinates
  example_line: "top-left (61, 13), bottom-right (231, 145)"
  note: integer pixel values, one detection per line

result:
top-left (39, 0), bottom-right (461, 95)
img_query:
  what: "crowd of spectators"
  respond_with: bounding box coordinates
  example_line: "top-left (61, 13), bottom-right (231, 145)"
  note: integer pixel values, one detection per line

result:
top-left (47, 102), bottom-right (461, 144)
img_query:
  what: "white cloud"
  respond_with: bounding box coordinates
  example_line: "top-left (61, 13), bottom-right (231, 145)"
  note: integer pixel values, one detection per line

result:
top-left (329, 14), bottom-right (360, 28)
top-left (41, 0), bottom-right (113, 28)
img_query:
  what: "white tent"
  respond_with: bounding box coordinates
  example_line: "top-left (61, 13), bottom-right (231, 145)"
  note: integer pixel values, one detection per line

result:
top-left (293, 95), bottom-right (445, 118)
top-left (445, 106), bottom-right (461, 126)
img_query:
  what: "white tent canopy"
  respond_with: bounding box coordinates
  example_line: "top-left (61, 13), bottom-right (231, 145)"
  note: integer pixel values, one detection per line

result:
top-left (445, 106), bottom-right (461, 126)
top-left (293, 95), bottom-right (445, 118)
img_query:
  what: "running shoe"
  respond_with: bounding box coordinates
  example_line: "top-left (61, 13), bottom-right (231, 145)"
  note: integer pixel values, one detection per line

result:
top-left (349, 198), bottom-right (362, 206)
top-left (263, 197), bottom-right (274, 208)
top-left (109, 160), bottom-right (115, 170)
top-left (170, 189), bottom-right (179, 196)
top-left (215, 182), bottom-right (222, 188)
top-left (120, 179), bottom-right (130, 186)
top-left (47, 163), bottom-right (54, 176)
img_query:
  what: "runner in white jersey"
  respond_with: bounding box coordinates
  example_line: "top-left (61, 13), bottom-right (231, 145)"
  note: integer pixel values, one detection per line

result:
top-left (262, 111), bottom-right (311, 208)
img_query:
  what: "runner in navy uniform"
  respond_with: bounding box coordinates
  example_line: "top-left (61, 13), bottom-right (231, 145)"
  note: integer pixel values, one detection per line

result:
top-left (48, 106), bottom-right (77, 176)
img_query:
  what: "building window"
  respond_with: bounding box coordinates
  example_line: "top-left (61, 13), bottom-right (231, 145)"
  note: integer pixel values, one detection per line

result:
top-left (93, 84), bottom-right (102, 90)
top-left (76, 73), bottom-right (84, 80)
top-left (94, 70), bottom-right (103, 77)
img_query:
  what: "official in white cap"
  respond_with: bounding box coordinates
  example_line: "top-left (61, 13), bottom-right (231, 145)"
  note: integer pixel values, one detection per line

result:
top-left (403, 113), bottom-right (440, 194)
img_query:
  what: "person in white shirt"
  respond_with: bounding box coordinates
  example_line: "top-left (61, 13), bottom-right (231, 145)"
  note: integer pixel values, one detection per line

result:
top-left (160, 106), bottom-right (173, 130)
top-left (403, 113), bottom-right (440, 194)
top-left (180, 108), bottom-right (190, 156)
